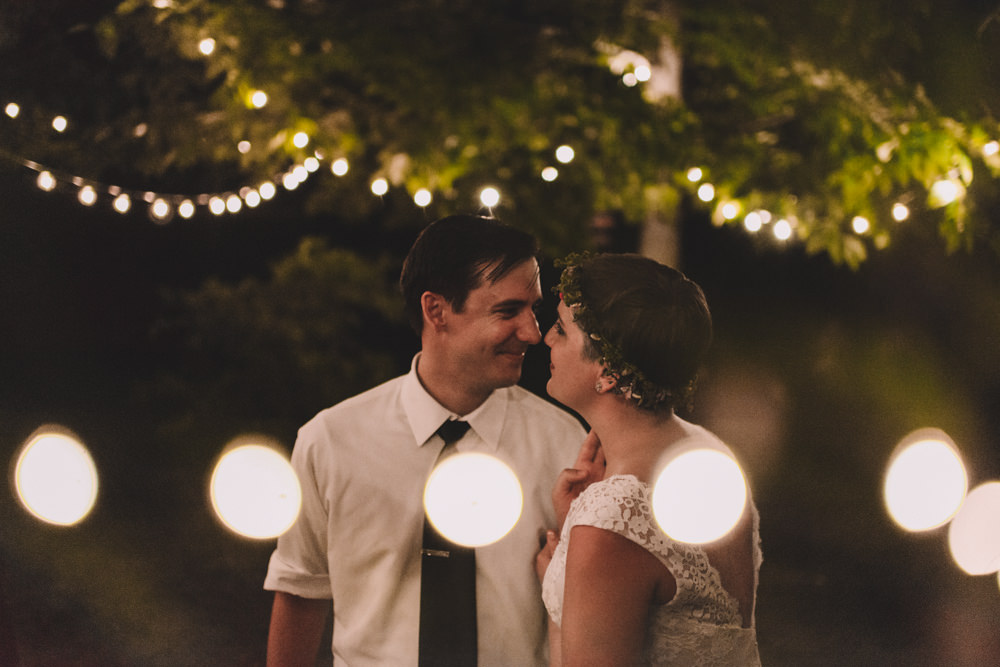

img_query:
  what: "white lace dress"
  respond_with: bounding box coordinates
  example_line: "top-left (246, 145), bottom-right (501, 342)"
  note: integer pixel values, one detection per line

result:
top-left (542, 471), bottom-right (762, 666)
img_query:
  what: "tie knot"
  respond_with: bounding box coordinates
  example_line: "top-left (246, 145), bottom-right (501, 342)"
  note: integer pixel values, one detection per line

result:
top-left (436, 420), bottom-right (470, 445)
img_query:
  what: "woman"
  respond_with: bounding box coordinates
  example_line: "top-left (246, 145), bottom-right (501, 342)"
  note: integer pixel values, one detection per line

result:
top-left (536, 253), bottom-right (762, 666)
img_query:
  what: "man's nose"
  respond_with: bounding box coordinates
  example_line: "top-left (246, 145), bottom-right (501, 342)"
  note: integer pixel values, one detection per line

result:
top-left (519, 311), bottom-right (542, 344)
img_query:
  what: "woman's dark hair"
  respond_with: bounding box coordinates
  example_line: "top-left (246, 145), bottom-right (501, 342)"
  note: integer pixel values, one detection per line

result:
top-left (400, 215), bottom-right (539, 334)
top-left (568, 253), bottom-right (713, 412)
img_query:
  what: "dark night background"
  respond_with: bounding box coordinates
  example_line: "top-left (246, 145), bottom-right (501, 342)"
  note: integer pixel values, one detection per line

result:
top-left (2, 1), bottom-right (1000, 665)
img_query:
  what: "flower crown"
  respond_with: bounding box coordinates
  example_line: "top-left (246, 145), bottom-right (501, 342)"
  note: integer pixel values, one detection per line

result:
top-left (554, 253), bottom-right (676, 411)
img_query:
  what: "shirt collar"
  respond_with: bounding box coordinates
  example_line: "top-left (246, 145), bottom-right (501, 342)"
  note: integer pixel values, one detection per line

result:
top-left (401, 353), bottom-right (506, 452)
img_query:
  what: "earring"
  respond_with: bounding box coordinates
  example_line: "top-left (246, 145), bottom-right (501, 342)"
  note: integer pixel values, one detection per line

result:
top-left (595, 381), bottom-right (603, 393)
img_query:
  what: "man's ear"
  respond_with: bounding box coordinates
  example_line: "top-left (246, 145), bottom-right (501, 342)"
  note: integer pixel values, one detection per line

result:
top-left (421, 292), bottom-right (449, 332)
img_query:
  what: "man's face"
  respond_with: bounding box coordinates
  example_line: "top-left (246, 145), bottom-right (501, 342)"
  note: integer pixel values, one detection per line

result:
top-left (442, 258), bottom-right (543, 393)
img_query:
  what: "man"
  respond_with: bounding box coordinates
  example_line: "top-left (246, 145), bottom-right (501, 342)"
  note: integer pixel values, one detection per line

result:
top-left (264, 214), bottom-right (586, 666)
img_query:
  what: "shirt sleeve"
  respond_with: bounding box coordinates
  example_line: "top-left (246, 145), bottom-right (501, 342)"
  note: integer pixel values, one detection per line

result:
top-left (263, 426), bottom-right (334, 599)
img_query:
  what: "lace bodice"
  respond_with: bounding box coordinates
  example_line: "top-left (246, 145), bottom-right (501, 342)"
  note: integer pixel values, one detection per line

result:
top-left (541, 473), bottom-right (762, 666)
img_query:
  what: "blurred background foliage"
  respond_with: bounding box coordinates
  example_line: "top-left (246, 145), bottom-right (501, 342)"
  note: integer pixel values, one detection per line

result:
top-left (2, 0), bottom-right (1000, 263)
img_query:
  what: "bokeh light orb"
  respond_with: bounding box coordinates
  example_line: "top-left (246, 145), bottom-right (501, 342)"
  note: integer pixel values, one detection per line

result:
top-left (652, 447), bottom-right (747, 544)
top-left (331, 158), bottom-right (349, 176)
top-left (15, 429), bottom-right (98, 526)
top-left (948, 481), bottom-right (1000, 575)
top-left (413, 188), bottom-right (433, 207)
top-left (178, 199), bottom-right (196, 218)
top-left (210, 443), bottom-right (301, 540)
top-left (555, 145), bottom-right (575, 164)
top-left (259, 181), bottom-right (277, 200)
top-left (884, 429), bottom-right (967, 532)
top-left (929, 179), bottom-right (962, 207)
top-left (423, 452), bottom-right (523, 547)
top-left (892, 202), bottom-right (910, 221)
top-left (479, 186), bottom-right (500, 208)
top-left (773, 219), bottom-right (793, 241)
top-left (371, 178), bottom-right (389, 196)
top-left (250, 90), bottom-right (268, 108)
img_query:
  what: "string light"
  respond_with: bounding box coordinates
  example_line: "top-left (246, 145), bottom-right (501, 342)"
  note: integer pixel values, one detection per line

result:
top-left (607, 48), bottom-right (652, 88)
top-left (773, 218), bottom-right (793, 241)
top-left (413, 188), bottom-right (432, 207)
top-left (720, 201), bottom-right (740, 220)
top-left (77, 185), bottom-right (97, 206)
top-left (242, 188), bottom-right (262, 208)
top-left (479, 186), bottom-right (500, 208)
top-left (331, 158), bottom-right (349, 176)
top-left (371, 178), bottom-right (388, 196)
top-left (929, 179), bottom-right (962, 207)
top-left (198, 38), bottom-right (216, 56)
top-left (113, 193), bottom-right (131, 213)
top-left (6, 97), bottom-right (998, 239)
top-left (36, 171), bottom-right (56, 191)
top-left (250, 90), bottom-right (268, 108)
top-left (150, 198), bottom-right (172, 221)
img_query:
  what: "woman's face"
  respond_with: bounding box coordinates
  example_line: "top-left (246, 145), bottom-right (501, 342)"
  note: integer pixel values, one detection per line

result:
top-left (544, 299), bottom-right (606, 412)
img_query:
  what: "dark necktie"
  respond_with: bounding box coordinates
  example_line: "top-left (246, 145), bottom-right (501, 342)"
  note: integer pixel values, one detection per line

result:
top-left (419, 420), bottom-right (476, 666)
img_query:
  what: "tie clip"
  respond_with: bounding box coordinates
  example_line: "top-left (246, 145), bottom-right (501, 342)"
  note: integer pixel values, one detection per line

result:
top-left (421, 548), bottom-right (450, 558)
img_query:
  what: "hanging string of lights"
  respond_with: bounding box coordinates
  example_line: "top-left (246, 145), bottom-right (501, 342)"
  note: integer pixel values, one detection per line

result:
top-left (4, 26), bottom-right (998, 247)
top-left (1, 97), bottom-right (573, 223)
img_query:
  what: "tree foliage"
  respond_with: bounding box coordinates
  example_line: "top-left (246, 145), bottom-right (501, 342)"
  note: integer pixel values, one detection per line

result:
top-left (149, 238), bottom-right (411, 435)
top-left (2, 0), bottom-right (1000, 264)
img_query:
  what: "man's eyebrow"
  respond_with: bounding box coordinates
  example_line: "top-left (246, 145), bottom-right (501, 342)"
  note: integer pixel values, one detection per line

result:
top-left (491, 297), bottom-right (533, 310)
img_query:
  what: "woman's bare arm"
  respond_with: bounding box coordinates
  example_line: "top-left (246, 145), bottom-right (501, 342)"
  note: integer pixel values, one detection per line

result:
top-left (559, 526), bottom-right (675, 666)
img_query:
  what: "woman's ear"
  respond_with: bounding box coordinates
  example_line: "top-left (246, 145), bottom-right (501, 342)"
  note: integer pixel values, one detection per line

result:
top-left (594, 372), bottom-right (617, 394)
top-left (421, 292), bottom-right (448, 332)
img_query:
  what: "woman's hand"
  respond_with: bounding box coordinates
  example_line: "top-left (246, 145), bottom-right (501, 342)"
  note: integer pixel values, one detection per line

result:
top-left (535, 529), bottom-right (559, 584)
top-left (553, 431), bottom-right (606, 530)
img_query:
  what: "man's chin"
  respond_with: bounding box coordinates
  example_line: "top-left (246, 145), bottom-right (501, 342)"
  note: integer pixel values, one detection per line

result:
top-left (492, 364), bottom-right (524, 388)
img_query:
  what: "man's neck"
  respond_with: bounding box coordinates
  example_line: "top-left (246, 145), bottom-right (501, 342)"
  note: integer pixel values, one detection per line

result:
top-left (415, 353), bottom-right (492, 416)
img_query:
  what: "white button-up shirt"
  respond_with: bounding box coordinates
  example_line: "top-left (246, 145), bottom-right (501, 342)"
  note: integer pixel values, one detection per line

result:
top-left (265, 356), bottom-right (585, 666)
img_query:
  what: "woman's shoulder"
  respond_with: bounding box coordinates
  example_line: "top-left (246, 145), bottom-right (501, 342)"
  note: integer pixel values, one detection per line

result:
top-left (578, 474), bottom-right (650, 507)
top-left (568, 475), bottom-right (656, 538)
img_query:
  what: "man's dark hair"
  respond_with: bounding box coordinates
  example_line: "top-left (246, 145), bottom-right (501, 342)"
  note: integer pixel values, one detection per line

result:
top-left (399, 215), bottom-right (539, 334)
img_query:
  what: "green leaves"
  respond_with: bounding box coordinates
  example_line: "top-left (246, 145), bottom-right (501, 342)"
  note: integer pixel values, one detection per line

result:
top-left (3, 0), bottom-right (998, 264)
